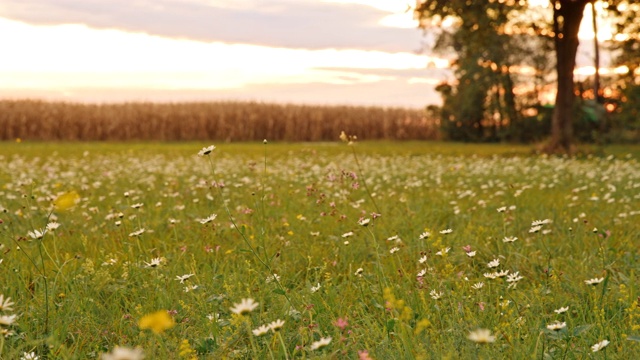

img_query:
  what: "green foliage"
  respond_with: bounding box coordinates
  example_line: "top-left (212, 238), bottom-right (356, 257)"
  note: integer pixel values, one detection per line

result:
top-left (1, 141), bottom-right (640, 358)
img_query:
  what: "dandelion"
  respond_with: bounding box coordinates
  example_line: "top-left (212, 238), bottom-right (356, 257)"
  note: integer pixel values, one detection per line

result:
top-left (440, 229), bottom-right (453, 234)
top-left (197, 145), bottom-right (216, 156)
top-left (310, 337), bottom-right (332, 350)
top-left (467, 328), bottom-right (496, 344)
top-left (53, 191), bottom-right (80, 211)
top-left (139, 310), bottom-right (175, 334)
top-left (230, 298), bottom-right (259, 315)
top-left (546, 321), bottom-right (566, 331)
top-left (430, 290), bottom-right (444, 300)
top-left (591, 339), bottom-right (610, 352)
top-left (198, 214), bottom-right (217, 224)
top-left (487, 259), bottom-right (500, 268)
top-left (101, 346), bottom-right (145, 360)
top-left (584, 277), bottom-right (605, 285)
top-left (144, 257), bottom-right (163, 268)
top-left (502, 236), bottom-right (518, 243)
top-left (554, 306), bottom-right (570, 314)
top-left (252, 324), bottom-right (270, 337)
top-left (0, 295), bottom-right (14, 312)
top-left (268, 319), bottom-right (285, 332)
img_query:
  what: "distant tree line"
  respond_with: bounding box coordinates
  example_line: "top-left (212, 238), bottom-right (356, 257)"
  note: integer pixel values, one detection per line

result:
top-left (415, 0), bottom-right (640, 150)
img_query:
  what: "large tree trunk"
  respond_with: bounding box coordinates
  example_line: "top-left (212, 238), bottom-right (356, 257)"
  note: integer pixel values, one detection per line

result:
top-left (546, 0), bottom-right (589, 153)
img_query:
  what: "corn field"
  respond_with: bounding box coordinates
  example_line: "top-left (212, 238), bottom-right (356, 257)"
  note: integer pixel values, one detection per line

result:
top-left (0, 100), bottom-right (438, 142)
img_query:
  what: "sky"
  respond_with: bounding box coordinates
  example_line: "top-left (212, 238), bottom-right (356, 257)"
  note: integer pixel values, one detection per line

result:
top-left (0, 0), bottom-right (617, 108)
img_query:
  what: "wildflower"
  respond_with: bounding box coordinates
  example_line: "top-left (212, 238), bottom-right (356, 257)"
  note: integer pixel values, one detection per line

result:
top-left (198, 145), bottom-right (216, 156)
top-left (497, 206), bottom-right (507, 212)
top-left (487, 259), bottom-right (500, 268)
top-left (418, 255), bottom-right (427, 264)
top-left (358, 350), bottom-right (373, 360)
top-left (27, 229), bottom-right (46, 239)
top-left (310, 336), bottom-right (332, 350)
top-left (53, 191), bottom-right (80, 211)
top-left (417, 269), bottom-right (427, 277)
top-left (342, 232), bottom-right (354, 238)
top-left (21, 353), bottom-right (39, 360)
top-left (591, 339), bottom-right (610, 352)
top-left (418, 231), bottom-right (431, 240)
top-left (358, 218), bottom-right (370, 226)
top-left (389, 247), bottom-right (400, 254)
top-left (230, 298), bottom-right (259, 315)
top-left (436, 247), bottom-right (450, 256)
top-left (175, 274), bottom-right (195, 283)
top-left (334, 317), bottom-right (348, 330)
top-left (546, 322), bottom-right (566, 331)
top-left (484, 272), bottom-right (497, 279)
top-left (101, 346), bottom-right (145, 360)
top-left (252, 324), bottom-right (270, 337)
top-left (531, 219), bottom-right (551, 226)
top-left (529, 225), bottom-right (542, 233)
top-left (430, 290), bottom-right (444, 300)
top-left (472, 282), bottom-right (484, 290)
top-left (502, 236), bottom-right (518, 243)
top-left (266, 274), bottom-right (281, 283)
top-left (46, 222), bottom-right (60, 231)
top-left (131, 203), bottom-right (144, 209)
top-left (440, 229), bottom-right (453, 234)
top-left (0, 314), bottom-right (17, 326)
top-left (198, 214), bottom-right (217, 224)
top-left (584, 277), bottom-right (605, 286)
top-left (128, 228), bottom-right (145, 237)
top-left (466, 251), bottom-right (477, 257)
top-left (554, 306), bottom-right (569, 314)
top-left (494, 269), bottom-right (510, 278)
top-left (0, 295), bottom-right (14, 312)
top-left (506, 271), bottom-right (523, 284)
top-left (311, 283), bottom-right (322, 293)
top-left (144, 257), bottom-right (163, 268)
top-left (355, 268), bottom-right (364, 277)
top-left (184, 285), bottom-right (198, 292)
top-left (467, 328), bottom-right (496, 344)
top-left (387, 235), bottom-right (400, 242)
top-left (269, 319), bottom-right (285, 332)
top-left (139, 310), bottom-right (175, 334)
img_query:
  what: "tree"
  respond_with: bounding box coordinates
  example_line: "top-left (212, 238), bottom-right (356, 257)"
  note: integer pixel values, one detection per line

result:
top-left (415, 0), bottom-right (633, 152)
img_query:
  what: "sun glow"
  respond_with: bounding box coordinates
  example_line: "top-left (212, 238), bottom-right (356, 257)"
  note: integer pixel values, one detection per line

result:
top-left (0, 16), bottom-right (442, 98)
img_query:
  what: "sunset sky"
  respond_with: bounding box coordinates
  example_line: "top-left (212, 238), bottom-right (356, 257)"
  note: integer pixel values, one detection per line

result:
top-left (0, 0), bottom-right (615, 108)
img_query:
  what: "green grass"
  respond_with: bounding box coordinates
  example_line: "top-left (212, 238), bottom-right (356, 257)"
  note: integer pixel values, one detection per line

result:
top-left (1, 141), bottom-right (639, 359)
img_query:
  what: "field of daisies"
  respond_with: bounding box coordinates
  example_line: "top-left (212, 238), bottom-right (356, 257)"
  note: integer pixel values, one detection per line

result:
top-left (1, 140), bottom-right (639, 359)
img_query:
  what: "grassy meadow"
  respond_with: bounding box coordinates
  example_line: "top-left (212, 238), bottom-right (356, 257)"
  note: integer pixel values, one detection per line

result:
top-left (1, 140), bottom-right (640, 359)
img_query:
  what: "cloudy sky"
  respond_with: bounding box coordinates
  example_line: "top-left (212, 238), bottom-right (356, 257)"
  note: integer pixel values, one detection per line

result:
top-left (0, 0), bottom-right (611, 108)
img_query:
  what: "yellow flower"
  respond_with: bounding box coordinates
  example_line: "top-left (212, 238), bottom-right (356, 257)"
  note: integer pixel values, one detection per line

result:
top-left (139, 310), bottom-right (175, 334)
top-left (54, 191), bottom-right (80, 211)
